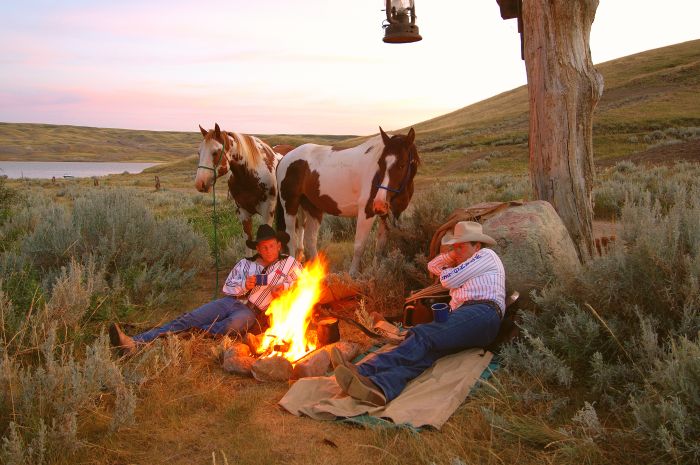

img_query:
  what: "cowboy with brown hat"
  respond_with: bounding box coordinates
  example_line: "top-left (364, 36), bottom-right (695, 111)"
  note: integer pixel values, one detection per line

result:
top-left (332, 221), bottom-right (505, 406)
top-left (109, 224), bottom-right (301, 355)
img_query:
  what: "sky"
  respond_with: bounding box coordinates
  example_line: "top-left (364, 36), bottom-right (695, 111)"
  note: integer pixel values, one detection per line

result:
top-left (1, 1), bottom-right (698, 136)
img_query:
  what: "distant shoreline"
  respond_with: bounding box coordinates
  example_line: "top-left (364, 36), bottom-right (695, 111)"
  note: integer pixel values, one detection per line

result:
top-left (0, 161), bottom-right (161, 179)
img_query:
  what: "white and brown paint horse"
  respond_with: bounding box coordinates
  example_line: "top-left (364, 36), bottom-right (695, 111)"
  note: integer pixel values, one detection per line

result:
top-left (276, 127), bottom-right (419, 275)
top-left (195, 123), bottom-right (282, 242)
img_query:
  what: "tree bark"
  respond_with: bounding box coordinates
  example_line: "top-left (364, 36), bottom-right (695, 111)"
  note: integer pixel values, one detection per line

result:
top-left (522, 0), bottom-right (604, 261)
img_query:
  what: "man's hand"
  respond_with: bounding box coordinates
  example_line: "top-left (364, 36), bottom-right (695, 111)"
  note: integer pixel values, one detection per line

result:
top-left (447, 249), bottom-right (459, 263)
top-left (245, 275), bottom-right (257, 290)
top-left (271, 284), bottom-right (285, 298)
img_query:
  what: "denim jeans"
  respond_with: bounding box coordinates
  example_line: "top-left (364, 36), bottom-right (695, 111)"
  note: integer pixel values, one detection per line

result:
top-left (132, 297), bottom-right (256, 343)
top-left (357, 302), bottom-right (500, 402)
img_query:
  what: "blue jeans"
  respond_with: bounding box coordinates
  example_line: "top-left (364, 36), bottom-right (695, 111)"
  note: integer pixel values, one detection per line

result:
top-left (132, 297), bottom-right (256, 343)
top-left (357, 302), bottom-right (500, 402)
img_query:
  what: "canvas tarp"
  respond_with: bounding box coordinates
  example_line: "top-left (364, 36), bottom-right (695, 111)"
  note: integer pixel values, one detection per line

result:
top-left (279, 348), bottom-right (493, 429)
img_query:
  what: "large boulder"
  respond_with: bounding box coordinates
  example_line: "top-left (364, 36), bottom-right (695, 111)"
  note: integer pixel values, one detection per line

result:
top-left (481, 200), bottom-right (580, 301)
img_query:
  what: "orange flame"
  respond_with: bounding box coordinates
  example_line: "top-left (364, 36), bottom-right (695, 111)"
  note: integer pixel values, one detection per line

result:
top-left (257, 256), bottom-right (326, 362)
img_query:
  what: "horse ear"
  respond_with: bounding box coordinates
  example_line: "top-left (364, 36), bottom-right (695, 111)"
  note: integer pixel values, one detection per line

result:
top-left (199, 125), bottom-right (208, 137)
top-left (379, 126), bottom-right (391, 146)
top-left (214, 123), bottom-right (221, 138)
top-left (406, 128), bottom-right (415, 145)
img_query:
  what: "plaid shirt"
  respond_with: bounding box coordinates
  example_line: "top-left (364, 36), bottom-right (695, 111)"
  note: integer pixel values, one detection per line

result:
top-left (427, 248), bottom-right (506, 314)
top-left (222, 255), bottom-right (302, 311)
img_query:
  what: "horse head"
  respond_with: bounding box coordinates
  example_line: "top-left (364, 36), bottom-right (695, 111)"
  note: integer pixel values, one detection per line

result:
top-left (195, 123), bottom-right (232, 193)
top-left (370, 127), bottom-right (420, 218)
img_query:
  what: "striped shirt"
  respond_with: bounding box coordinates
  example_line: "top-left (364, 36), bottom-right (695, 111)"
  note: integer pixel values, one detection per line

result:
top-left (427, 248), bottom-right (506, 315)
top-left (222, 255), bottom-right (303, 311)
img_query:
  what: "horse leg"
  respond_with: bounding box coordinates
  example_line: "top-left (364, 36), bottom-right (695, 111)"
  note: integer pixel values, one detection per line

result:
top-left (376, 216), bottom-right (389, 255)
top-left (291, 209), bottom-right (306, 262)
top-left (260, 195), bottom-right (275, 227)
top-left (302, 213), bottom-right (322, 261)
top-left (239, 210), bottom-right (254, 249)
top-left (349, 214), bottom-right (375, 276)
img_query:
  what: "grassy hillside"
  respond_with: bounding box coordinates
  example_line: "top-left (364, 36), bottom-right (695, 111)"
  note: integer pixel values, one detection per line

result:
top-left (0, 123), bottom-right (354, 162)
top-left (1, 40), bottom-right (698, 180)
top-left (409, 39), bottom-right (700, 179)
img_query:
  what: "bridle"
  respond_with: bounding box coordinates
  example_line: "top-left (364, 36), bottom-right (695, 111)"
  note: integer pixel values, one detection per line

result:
top-left (197, 135), bottom-right (229, 185)
top-left (374, 147), bottom-right (414, 194)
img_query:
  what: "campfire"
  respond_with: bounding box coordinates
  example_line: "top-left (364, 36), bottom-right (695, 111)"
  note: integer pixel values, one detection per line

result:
top-left (256, 256), bottom-right (326, 362)
top-left (223, 255), bottom-right (361, 382)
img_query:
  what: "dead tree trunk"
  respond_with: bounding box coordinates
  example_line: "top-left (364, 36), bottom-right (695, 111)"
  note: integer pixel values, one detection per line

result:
top-left (522, 0), bottom-right (604, 261)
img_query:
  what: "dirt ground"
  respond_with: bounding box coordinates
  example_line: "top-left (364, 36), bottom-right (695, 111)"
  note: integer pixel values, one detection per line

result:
top-left (597, 139), bottom-right (700, 167)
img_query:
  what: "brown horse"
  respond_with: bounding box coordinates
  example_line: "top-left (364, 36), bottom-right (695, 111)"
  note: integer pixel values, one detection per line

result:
top-left (276, 127), bottom-right (419, 275)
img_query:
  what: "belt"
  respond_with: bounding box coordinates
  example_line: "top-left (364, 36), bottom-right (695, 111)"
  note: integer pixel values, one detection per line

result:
top-left (461, 299), bottom-right (503, 319)
top-left (244, 300), bottom-right (260, 312)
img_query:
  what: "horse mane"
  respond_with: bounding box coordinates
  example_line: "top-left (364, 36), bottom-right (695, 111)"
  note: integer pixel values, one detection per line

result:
top-left (228, 132), bottom-right (263, 167)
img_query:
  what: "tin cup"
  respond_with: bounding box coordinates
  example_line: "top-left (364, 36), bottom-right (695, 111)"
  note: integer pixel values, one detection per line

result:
top-left (254, 274), bottom-right (268, 286)
top-left (431, 302), bottom-right (450, 323)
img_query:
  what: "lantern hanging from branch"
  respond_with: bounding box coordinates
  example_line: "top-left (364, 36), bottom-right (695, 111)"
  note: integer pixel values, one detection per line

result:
top-left (383, 0), bottom-right (422, 44)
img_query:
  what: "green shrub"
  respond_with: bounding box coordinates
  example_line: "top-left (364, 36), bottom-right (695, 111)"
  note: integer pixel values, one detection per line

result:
top-left (0, 177), bottom-right (17, 225)
top-left (499, 170), bottom-right (700, 464)
top-left (20, 189), bottom-right (210, 306)
top-left (631, 336), bottom-right (700, 463)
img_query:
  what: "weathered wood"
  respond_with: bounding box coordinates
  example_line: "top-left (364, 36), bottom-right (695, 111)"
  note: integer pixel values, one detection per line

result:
top-left (522, 0), bottom-right (603, 261)
top-left (316, 317), bottom-right (340, 346)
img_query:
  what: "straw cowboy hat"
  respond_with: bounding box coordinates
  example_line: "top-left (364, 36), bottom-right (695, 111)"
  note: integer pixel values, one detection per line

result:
top-left (246, 224), bottom-right (291, 249)
top-left (443, 221), bottom-right (496, 246)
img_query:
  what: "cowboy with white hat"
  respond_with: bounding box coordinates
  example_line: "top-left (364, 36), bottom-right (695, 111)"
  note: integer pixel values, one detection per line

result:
top-left (332, 220), bottom-right (505, 406)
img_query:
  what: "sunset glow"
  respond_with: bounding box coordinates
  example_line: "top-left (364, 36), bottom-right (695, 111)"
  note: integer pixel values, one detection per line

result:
top-left (1, 1), bottom-right (698, 135)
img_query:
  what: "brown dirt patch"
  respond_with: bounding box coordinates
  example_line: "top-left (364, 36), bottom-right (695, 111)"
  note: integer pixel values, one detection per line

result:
top-left (597, 139), bottom-right (700, 167)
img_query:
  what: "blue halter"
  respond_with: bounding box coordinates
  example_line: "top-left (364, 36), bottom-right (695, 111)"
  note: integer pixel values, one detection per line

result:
top-left (374, 149), bottom-right (414, 194)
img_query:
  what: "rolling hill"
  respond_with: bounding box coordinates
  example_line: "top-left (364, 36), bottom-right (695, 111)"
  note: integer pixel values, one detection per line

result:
top-left (1, 39), bottom-right (698, 176)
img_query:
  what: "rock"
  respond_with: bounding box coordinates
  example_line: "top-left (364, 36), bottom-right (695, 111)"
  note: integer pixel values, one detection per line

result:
top-left (325, 341), bottom-right (361, 363)
top-left (228, 342), bottom-right (251, 358)
top-left (243, 332), bottom-right (263, 355)
top-left (251, 356), bottom-right (293, 382)
top-left (481, 200), bottom-right (581, 303)
top-left (291, 341), bottom-right (361, 379)
top-left (222, 353), bottom-right (255, 376)
top-left (291, 349), bottom-right (331, 379)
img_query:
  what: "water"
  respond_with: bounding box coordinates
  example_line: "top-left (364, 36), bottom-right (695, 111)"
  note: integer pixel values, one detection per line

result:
top-left (0, 161), bottom-right (161, 179)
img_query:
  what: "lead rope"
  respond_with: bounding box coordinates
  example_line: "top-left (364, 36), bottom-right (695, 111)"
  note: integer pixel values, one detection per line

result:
top-left (198, 137), bottom-right (228, 300)
top-left (211, 180), bottom-right (220, 300)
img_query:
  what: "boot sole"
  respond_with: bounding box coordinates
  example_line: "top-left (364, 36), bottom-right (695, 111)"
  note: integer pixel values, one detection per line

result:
top-left (335, 365), bottom-right (386, 406)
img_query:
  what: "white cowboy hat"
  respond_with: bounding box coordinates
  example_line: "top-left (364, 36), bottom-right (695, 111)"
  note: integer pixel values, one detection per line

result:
top-left (440, 231), bottom-right (454, 245)
top-left (443, 221), bottom-right (496, 246)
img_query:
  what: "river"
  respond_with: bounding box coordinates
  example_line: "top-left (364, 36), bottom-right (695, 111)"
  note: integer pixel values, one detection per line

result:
top-left (0, 161), bottom-right (161, 179)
